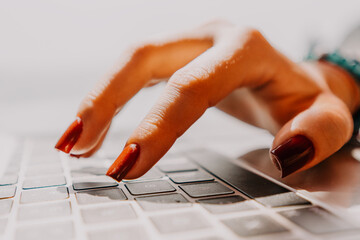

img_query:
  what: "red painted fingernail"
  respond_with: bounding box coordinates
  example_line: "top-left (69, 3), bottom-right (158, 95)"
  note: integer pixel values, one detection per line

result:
top-left (270, 135), bottom-right (314, 178)
top-left (106, 143), bottom-right (140, 182)
top-left (55, 117), bottom-right (83, 154)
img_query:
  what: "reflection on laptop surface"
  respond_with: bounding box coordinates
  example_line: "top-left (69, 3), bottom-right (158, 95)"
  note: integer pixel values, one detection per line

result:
top-left (0, 136), bottom-right (359, 240)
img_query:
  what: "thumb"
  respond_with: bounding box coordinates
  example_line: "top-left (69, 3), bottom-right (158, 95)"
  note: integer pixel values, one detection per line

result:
top-left (270, 93), bottom-right (354, 177)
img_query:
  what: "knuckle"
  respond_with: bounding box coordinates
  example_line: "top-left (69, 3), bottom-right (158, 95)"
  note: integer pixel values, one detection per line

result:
top-left (169, 67), bottom-right (211, 103)
top-left (126, 42), bottom-right (154, 62)
top-left (313, 106), bottom-right (353, 146)
top-left (132, 44), bottom-right (150, 58)
top-left (231, 27), bottom-right (263, 45)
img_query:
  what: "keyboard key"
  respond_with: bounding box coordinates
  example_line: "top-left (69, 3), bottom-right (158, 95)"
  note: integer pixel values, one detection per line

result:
top-left (25, 164), bottom-right (63, 178)
top-left (0, 199), bottom-right (13, 215)
top-left (0, 174), bottom-right (18, 186)
top-left (280, 207), bottom-right (357, 234)
top-left (76, 188), bottom-right (127, 205)
top-left (257, 192), bottom-right (311, 207)
top-left (136, 193), bottom-right (191, 211)
top-left (150, 211), bottom-right (210, 234)
top-left (15, 221), bottom-right (74, 240)
top-left (125, 180), bottom-right (175, 196)
top-left (158, 161), bottom-right (198, 173)
top-left (89, 225), bottom-right (150, 240)
top-left (168, 170), bottom-right (214, 184)
top-left (124, 168), bottom-right (163, 182)
top-left (197, 196), bottom-right (256, 214)
top-left (81, 204), bottom-right (137, 224)
top-left (73, 176), bottom-right (118, 191)
top-left (180, 182), bottom-right (233, 198)
top-left (20, 186), bottom-right (69, 204)
top-left (22, 175), bottom-right (66, 189)
top-left (4, 165), bottom-right (20, 175)
top-left (192, 152), bottom-right (289, 198)
top-left (29, 154), bottom-right (61, 165)
top-left (71, 166), bottom-right (107, 178)
top-left (0, 218), bottom-right (7, 235)
top-left (0, 185), bottom-right (16, 199)
top-left (222, 214), bottom-right (288, 237)
top-left (18, 201), bottom-right (71, 221)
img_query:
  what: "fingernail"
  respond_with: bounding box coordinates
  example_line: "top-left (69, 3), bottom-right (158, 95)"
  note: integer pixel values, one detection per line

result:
top-left (106, 143), bottom-right (140, 182)
top-left (55, 117), bottom-right (83, 154)
top-left (270, 135), bottom-right (314, 178)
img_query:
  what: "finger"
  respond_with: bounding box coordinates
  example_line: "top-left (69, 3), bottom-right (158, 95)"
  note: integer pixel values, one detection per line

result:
top-left (107, 28), bottom-right (279, 181)
top-left (55, 23), bottom-right (223, 155)
top-left (270, 93), bottom-right (353, 178)
top-left (70, 125), bottom-right (110, 158)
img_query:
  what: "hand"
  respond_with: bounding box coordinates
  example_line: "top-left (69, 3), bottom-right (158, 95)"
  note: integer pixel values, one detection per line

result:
top-left (55, 21), bottom-right (360, 180)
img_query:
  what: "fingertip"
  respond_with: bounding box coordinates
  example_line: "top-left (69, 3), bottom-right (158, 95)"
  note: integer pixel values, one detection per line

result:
top-left (55, 116), bottom-right (83, 154)
top-left (106, 143), bottom-right (140, 182)
top-left (270, 135), bottom-right (314, 178)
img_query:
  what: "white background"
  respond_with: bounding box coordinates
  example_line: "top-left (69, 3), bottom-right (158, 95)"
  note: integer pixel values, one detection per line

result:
top-left (0, 0), bottom-right (359, 143)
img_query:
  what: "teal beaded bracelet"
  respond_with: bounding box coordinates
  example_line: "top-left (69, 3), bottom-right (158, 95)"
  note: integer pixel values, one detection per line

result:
top-left (319, 51), bottom-right (360, 83)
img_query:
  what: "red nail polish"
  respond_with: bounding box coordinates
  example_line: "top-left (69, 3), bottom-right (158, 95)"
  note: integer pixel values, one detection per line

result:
top-left (270, 135), bottom-right (314, 178)
top-left (106, 143), bottom-right (140, 182)
top-left (55, 117), bottom-right (83, 154)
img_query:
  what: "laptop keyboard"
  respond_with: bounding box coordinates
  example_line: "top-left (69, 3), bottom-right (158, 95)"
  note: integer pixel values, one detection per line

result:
top-left (0, 140), bottom-right (359, 240)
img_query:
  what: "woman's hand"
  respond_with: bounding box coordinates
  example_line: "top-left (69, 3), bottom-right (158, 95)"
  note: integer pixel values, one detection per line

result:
top-left (55, 21), bottom-right (360, 180)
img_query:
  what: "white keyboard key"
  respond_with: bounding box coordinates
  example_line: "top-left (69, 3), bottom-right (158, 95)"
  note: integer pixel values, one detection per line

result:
top-left (20, 186), bottom-right (69, 204)
top-left (81, 204), bottom-right (137, 224)
top-left (18, 201), bottom-right (71, 221)
top-left (15, 221), bottom-right (74, 240)
top-left (0, 185), bottom-right (16, 199)
top-left (22, 175), bottom-right (66, 189)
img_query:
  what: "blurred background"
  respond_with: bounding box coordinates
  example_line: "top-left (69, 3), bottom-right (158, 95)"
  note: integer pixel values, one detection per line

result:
top-left (1, 0), bottom-right (360, 154)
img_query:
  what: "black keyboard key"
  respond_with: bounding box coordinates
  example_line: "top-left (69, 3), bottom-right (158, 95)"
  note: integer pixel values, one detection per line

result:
top-left (180, 182), bottom-right (233, 198)
top-left (125, 180), bottom-right (175, 196)
top-left (15, 221), bottom-right (74, 240)
top-left (257, 192), bottom-right (311, 207)
top-left (136, 193), bottom-right (190, 211)
top-left (73, 177), bottom-right (118, 191)
top-left (76, 188), bottom-right (127, 205)
top-left (20, 186), bottom-right (69, 204)
top-left (222, 214), bottom-right (288, 237)
top-left (191, 151), bottom-right (289, 198)
top-left (81, 204), bottom-right (137, 224)
top-left (22, 175), bottom-right (66, 189)
top-left (0, 185), bottom-right (16, 199)
top-left (0, 174), bottom-right (18, 186)
top-left (157, 162), bottom-right (198, 173)
top-left (88, 225), bottom-right (150, 240)
top-left (150, 211), bottom-right (210, 234)
top-left (168, 170), bottom-right (214, 184)
top-left (197, 196), bottom-right (256, 214)
top-left (18, 201), bottom-right (71, 221)
top-left (0, 199), bottom-right (13, 215)
top-left (280, 207), bottom-right (357, 234)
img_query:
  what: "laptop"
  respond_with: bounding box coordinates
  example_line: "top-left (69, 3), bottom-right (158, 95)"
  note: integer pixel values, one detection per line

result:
top-left (0, 126), bottom-right (360, 240)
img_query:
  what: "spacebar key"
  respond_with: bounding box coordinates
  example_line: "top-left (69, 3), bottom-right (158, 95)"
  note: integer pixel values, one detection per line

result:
top-left (189, 150), bottom-right (289, 199)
